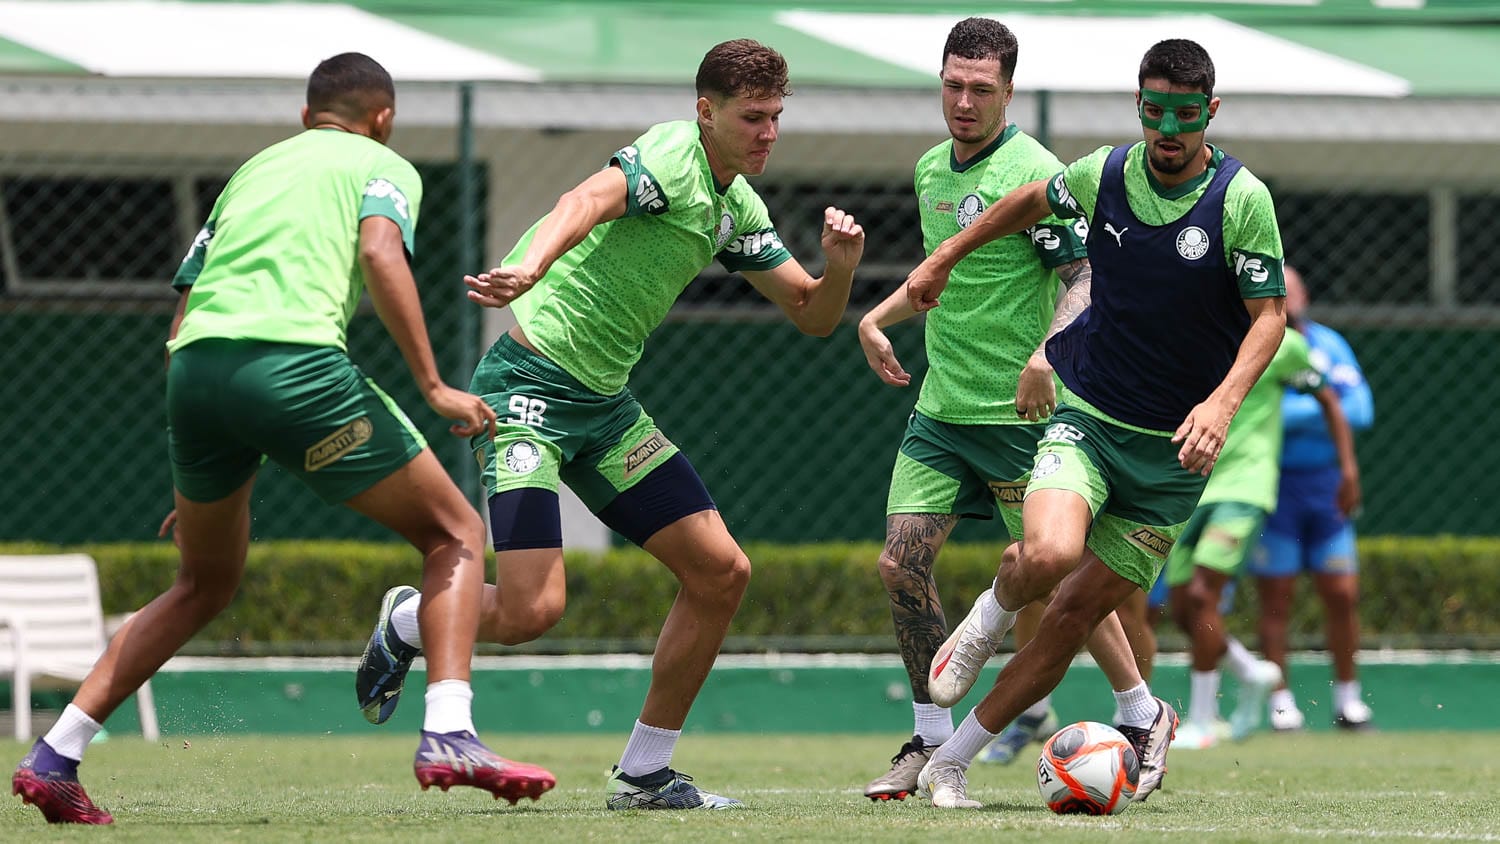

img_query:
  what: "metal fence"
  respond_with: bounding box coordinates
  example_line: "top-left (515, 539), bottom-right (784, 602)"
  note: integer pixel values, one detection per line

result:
top-left (1, 77), bottom-right (1498, 545)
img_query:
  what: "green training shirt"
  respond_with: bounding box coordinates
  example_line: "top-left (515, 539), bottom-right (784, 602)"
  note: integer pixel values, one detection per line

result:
top-left (503, 120), bottom-right (792, 396)
top-left (1200, 327), bottom-right (1324, 509)
top-left (170, 129), bottom-right (421, 352)
top-left (915, 125), bottom-right (1087, 425)
top-left (1047, 142), bottom-right (1285, 299)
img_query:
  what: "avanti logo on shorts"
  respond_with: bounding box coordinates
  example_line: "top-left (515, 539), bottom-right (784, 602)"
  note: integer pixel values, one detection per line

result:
top-left (504, 440), bottom-right (543, 475)
top-left (622, 432), bottom-right (671, 480)
top-left (1124, 526), bottom-right (1174, 559)
top-left (305, 416), bottom-right (373, 471)
top-left (988, 480), bottom-right (1027, 508)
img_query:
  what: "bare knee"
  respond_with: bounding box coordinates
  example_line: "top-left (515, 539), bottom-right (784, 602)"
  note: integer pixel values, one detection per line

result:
top-left (493, 598), bottom-right (565, 646)
top-left (1006, 542), bottom-right (1078, 604)
top-left (170, 566), bottom-right (240, 619)
top-left (681, 549), bottom-right (752, 613)
top-left (1318, 576), bottom-right (1360, 615)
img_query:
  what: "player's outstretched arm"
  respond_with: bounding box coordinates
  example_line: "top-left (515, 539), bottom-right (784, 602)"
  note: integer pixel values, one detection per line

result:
top-left (360, 216), bottom-right (496, 438)
top-left (1313, 385), bottom-right (1363, 516)
top-left (1173, 296), bottom-right (1287, 475)
top-left (465, 166), bottom-right (629, 309)
top-left (906, 177), bottom-right (1052, 312)
top-left (1016, 258), bottom-right (1093, 421)
top-left (743, 206), bottom-right (864, 337)
top-left (856, 281), bottom-right (918, 387)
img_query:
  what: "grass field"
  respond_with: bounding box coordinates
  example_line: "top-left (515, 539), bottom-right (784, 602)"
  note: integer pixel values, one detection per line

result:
top-left (4, 732), bottom-right (1500, 842)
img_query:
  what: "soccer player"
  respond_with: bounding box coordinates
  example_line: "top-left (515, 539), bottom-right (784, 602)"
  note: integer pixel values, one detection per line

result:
top-left (1250, 265), bottom-right (1375, 731)
top-left (355, 39), bottom-right (865, 810)
top-left (904, 39), bottom-right (1287, 809)
top-left (857, 17), bottom-right (1160, 801)
top-left (1166, 325), bottom-right (1361, 749)
top-left (9, 54), bottom-right (553, 826)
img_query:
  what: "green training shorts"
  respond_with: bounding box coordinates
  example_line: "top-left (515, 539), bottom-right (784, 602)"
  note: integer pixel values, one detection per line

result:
top-left (886, 410), bottom-right (1046, 540)
top-left (168, 339), bottom-right (427, 504)
top-left (1024, 401), bottom-right (1208, 590)
top-left (1165, 500), bottom-right (1269, 587)
top-left (469, 334), bottom-right (679, 512)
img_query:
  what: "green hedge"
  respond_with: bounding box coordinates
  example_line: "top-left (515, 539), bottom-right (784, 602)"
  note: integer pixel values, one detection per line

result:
top-left (3, 538), bottom-right (1497, 652)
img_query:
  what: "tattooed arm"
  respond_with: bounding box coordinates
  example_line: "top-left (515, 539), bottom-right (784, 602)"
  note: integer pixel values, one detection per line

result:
top-left (1015, 257), bottom-right (1092, 422)
top-left (876, 513), bottom-right (960, 702)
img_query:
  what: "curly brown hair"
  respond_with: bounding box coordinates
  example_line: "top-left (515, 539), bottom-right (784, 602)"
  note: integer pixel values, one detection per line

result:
top-left (695, 39), bottom-right (791, 101)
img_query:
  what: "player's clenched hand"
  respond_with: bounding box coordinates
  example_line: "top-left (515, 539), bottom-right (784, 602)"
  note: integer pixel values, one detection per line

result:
top-left (464, 266), bottom-right (538, 308)
top-left (1172, 397), bottom-right (1234, 475)
top-left (906, 257), bottom-right (951, 313)
top-left (1015, 350), bottom-right (1056, 422)
top-left (424, 385), bottom-right (497, 438)
top-left (820, 206), bottom-right (865, 271)
top-left (858, 317), bottom-right (910, 387)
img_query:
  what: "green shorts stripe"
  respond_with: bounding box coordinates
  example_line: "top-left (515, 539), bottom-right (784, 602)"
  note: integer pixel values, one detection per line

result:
top-left (167, 339), bottom-right (427, 504)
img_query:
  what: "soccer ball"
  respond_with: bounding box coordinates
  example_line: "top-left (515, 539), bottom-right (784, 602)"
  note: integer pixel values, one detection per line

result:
top-left (1036, 721), bottom-right (1140, 815)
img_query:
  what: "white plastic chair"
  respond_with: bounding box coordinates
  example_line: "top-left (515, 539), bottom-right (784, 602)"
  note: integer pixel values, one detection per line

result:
top-left (0, 554), bottom-right (159, 741)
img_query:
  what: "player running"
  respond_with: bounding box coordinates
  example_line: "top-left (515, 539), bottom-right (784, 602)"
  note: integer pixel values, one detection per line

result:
top-left (858, 17), bottom-right (1161, 802)
top-left (1166, 325), bottom-right (1361, 748)
top-left (905, 39), bottom-right (1288, 809)
top-left (11, 53), bottom-right (550, 825)
top-left (355, 39), bottom-right (865, 810)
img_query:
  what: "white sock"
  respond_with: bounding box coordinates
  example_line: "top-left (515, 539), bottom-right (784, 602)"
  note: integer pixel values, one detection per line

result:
top-left (1113, 682), bottom-right (1157, 728)
top-left (618, 720), bottom-right (681, 777)
top-left (42, 704), bottom-right (103, 762)
top-left (1270, 687), bottom-right (1298, 715)
top-left (422, 679), bottom-right (475, 735)
top-left (1333, 680), bottom-right (1362, 711)
top-left (1023, 695), bottom-right (1052, 720)
top-left (933, 709), bottom-right (999, 772)
top-left (979, 580), bottom-right (1018, 637)
top-left (914, 702), bottom-right (954, 746)
top-left (1223, 637), bottom-right (1258, 682)
top-left (390, 593), bottom-right (423, 649)
top-left (1189, 670), bottom-right (1222, 724)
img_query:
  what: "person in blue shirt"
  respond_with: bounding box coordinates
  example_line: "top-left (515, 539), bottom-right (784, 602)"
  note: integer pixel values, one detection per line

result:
top-left (1249, 265), bottom-right (1374, 730)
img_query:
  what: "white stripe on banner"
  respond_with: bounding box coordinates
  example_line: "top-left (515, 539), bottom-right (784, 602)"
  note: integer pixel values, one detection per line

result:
top-left (775, 11), bottom-right (1410, 97)
top-left (160, 649), bottom-right (1500, 673)
top-left (0, 1), bottom-right (538, 81)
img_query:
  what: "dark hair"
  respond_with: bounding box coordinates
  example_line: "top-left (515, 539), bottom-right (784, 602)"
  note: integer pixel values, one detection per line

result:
top-left (696, 39), bottom-right (791, 100)
top-left (1138, 39), bottom-right (1215, 98)
top-left (942, 17), bottom-right (1019, 81)
top-left (307, 52), bottom-right (395, 119)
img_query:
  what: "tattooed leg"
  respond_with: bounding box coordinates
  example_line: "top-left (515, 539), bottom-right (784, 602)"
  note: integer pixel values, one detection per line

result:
top-left (876, 513), bottom-right (960, 703)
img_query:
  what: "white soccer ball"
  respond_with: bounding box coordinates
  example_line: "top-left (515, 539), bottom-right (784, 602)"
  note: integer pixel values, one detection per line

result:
top-left (1036, 720), bottom-right (1139, 815)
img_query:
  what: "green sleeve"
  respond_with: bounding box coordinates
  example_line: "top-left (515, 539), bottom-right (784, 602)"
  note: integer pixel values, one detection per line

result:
top-left (359, 157), bottom-right (423, 257)
top-left (1027, 215), bottom-right (1089, 268)
top-left (1224, 171), bottom-right (1285, 299)
top-left (718, 189), bottom-right (791, 273)
top-left (1046, 145), bottom-right (1111, 221)
top-left (172, 217), bottom-right (215, 290)
top-left (1277, 328), bottom-right (1325, 394)
top-left (611, 142), bottom-right (670, 218)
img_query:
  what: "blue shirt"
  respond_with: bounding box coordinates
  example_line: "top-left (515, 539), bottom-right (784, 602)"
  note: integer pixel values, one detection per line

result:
top-left (1281, 320), bottom-right (1374, 469)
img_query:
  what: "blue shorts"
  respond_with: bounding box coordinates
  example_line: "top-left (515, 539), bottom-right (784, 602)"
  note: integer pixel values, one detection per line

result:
top-left (1250, 465), bottom-right (1359, 577)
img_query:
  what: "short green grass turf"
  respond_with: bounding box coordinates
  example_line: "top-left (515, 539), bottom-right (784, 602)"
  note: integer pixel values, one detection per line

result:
top-left (4, 732), bottom-right (1499, 842)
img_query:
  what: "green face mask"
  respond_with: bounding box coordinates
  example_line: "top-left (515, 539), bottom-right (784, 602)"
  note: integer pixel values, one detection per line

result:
top-left (1138, 89), bottom-right (1210, 135)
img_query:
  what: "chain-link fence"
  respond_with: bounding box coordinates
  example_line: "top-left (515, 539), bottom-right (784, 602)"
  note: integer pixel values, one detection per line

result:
top-left (1, 77), bottom-right (1497, 545)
